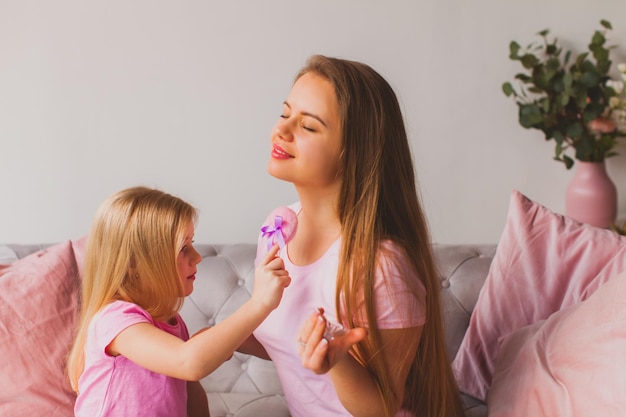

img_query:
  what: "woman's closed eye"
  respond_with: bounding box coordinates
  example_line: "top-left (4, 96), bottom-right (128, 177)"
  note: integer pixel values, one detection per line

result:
top-left (301, 122), bottom-right (316, 132)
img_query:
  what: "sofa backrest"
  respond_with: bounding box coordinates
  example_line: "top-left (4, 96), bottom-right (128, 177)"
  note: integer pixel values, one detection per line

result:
top-left (433, 244), bottom-right (496, 358)
top-left (0, 241), bottom-right (496, 399)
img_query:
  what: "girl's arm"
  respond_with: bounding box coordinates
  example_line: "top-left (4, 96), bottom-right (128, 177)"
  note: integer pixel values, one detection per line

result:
top-left (298, 312), bottom-right (422, 417)
top-left (108, 245), bottom-right (289, 381)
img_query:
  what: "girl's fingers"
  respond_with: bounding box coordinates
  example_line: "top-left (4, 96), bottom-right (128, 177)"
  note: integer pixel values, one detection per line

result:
top-left (261, 244), bottom-right (281, 266)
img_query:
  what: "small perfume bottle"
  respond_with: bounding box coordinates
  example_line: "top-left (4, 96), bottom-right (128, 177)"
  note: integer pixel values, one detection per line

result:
top-left (317, 307), bottom-right (346, 341)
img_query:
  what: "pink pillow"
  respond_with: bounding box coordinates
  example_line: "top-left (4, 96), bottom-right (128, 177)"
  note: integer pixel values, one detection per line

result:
top-left (488, 270), bottom-right (626, 415)
top-left (451, 190), bottom-right (626, 400)
top-left (0, 241), bottom-right (81, 416)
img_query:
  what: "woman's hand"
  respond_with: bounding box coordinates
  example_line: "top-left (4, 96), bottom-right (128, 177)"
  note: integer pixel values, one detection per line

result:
top-left (296, 308), bottom-right (367, 374)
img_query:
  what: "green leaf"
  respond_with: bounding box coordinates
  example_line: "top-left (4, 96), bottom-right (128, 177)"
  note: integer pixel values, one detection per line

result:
top-left (581, 71), bottom-right (600, 87)
top-left (519, 104), bottom-right (543, 127)
top-left (564, 50), bottom-right (571, 65)
top-left (591, 31), bottom-right (606, 47)
top-left (509, 41), bottom-right (521, 59)
top-left (563, 155), bottom-right (574, 169)
top-left (545, 57), bottom-right (561, 74)
top-left (597, 58), bottom-right (611, 74)
top-left (566, 122), bottom-right (584, 139)
top-left (553, 130), bottom-right (564, 144)
top-left (576, 52), bottom-right (589, 66)
top-left (583, 106), bottom-right (601, 122)
top-left (521, 54), bottom-right (539, 69)
top-left (563, 72), bottom-right (573, 89)
top-left (600, 20), bottom-right (612, 30)
top-left (590, 43), bottom-right (609, 66)
top-left (555, 141), bottom-right (563, 157)
top-left (538, 29), bottom-right (550, 37)
top-left (502, 82), bottom-right (515, 97)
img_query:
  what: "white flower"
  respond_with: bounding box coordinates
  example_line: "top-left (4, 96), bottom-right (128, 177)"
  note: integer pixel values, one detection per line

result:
top-left (606, 79), bottom-right (624, 94)
top-left (610, 96), bottom-right (621, 109)
top-left (611, 108), bottom-right (626, 134)
top-left (618, 63), bottom-right (626, 74)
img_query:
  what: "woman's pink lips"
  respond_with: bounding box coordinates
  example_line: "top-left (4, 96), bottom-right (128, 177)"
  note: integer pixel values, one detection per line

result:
top-left (272, 144), bottom-right (294, 159)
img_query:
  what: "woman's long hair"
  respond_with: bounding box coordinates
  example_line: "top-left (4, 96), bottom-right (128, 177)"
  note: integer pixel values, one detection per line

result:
top-left (296, 55), bottom-right (464, 417)
top-left (67, 186), bottom-right (197, 392)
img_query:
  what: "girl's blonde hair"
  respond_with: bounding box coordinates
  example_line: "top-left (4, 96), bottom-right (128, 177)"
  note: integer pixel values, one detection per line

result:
top-left (67, 186), bottom-right (198, 392)
top-left (296, 55), bottom-right (465, 417)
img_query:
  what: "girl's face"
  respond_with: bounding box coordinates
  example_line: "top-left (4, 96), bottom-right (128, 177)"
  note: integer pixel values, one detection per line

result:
top-left (177, 222), bottom-right (201, 296)
top-left (268, 72), bottom-right (343, 190)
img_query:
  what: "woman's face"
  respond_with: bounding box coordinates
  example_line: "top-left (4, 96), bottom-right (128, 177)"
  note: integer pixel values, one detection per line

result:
top-left (176, 222), bottom-right (201, 296)
top-left (268, 72), bottom-right (343, 191)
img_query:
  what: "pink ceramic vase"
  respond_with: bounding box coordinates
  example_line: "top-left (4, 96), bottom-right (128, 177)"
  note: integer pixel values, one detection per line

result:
top-left (565, 161), bottom-right (617, 228)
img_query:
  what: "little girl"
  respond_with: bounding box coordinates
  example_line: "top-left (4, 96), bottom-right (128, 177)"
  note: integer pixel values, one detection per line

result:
top-left (67, 186), bottom-right (291, 417)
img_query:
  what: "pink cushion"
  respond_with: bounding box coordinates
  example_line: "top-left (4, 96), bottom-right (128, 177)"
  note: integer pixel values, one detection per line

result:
top-left (488, 270), bottom-right (626, 415)
top-left (0, 241), bottom-right (82, 416)
top-left (451, 190), bottom-right (626, 400)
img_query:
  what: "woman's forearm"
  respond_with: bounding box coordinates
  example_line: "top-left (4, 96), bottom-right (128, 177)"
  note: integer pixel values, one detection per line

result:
top-left (329, 353), bottom-right (391, 417)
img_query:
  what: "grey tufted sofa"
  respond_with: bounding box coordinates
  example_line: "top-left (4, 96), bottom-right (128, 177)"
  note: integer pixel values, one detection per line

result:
top-left (1, 242), bottom-right (495, 417)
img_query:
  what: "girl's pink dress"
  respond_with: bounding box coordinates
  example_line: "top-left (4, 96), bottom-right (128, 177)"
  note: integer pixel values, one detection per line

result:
top-left (75, 300), bottom-right (189, 417)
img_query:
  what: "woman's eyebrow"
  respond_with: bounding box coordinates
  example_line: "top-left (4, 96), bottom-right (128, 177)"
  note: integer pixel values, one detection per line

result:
top-left (283, 101), bottom-right (327, 127)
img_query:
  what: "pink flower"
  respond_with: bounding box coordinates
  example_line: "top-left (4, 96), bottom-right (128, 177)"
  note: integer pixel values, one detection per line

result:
top-left (589, 117), bottom-right (617, 133)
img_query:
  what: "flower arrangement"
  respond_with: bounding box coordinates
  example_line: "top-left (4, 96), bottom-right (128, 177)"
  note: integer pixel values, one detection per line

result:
top-left (606, 63), bottom-right (626, 133)
top-left (502, 20), bottom-right (626, 169)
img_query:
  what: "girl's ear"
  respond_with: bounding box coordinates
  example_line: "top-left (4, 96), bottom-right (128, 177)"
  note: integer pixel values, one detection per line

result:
top-left (127, 267), bottom-right (138, 280)
top-left (127, 256), bottom-right (138, 279)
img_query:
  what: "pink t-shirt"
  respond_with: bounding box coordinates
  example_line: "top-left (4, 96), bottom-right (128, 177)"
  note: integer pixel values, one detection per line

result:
top-left (254, 203), bottom-right (426, 417)
top-left (74, 301), bottom-right (190, 417)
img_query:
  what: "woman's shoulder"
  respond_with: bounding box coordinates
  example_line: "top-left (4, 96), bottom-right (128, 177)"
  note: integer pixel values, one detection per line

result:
top-left (375, 240), bottom-right (423, 285)
top-left (377, 239), bottom-right (408, 263)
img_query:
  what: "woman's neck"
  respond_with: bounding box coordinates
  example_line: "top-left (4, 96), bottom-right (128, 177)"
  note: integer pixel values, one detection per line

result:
top-left (288, 189), bottom-right (342, 266)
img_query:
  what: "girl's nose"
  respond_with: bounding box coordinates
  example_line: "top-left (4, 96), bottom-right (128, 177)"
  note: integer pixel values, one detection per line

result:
top-left (192, 248), bottom-right (202, 265)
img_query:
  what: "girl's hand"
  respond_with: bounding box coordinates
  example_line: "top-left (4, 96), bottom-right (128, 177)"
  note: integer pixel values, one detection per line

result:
top-left (296, 309), bottom-right (367, 374)
top-left (252, 244), bottom-right (291, 311)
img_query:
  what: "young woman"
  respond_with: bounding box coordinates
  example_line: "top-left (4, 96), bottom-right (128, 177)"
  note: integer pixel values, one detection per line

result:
top-left (67, 186), bottom-right (291, 417)
top-left (242, 55), bottom-right (465, 417)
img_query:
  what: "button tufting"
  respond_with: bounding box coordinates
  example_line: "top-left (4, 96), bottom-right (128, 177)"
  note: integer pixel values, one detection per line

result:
top-left (440, 279), bottom-right (450, 289)
top-left (241, 363), bottom-right (248, 371)
top-left (207, 318), bottom-right (215, 327)
top-left (237, 279), bottom-right (245, 286)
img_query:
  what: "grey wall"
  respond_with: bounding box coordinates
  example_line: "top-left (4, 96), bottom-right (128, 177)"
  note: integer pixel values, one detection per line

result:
top-left (2, 0), bottom-right (625, 245)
